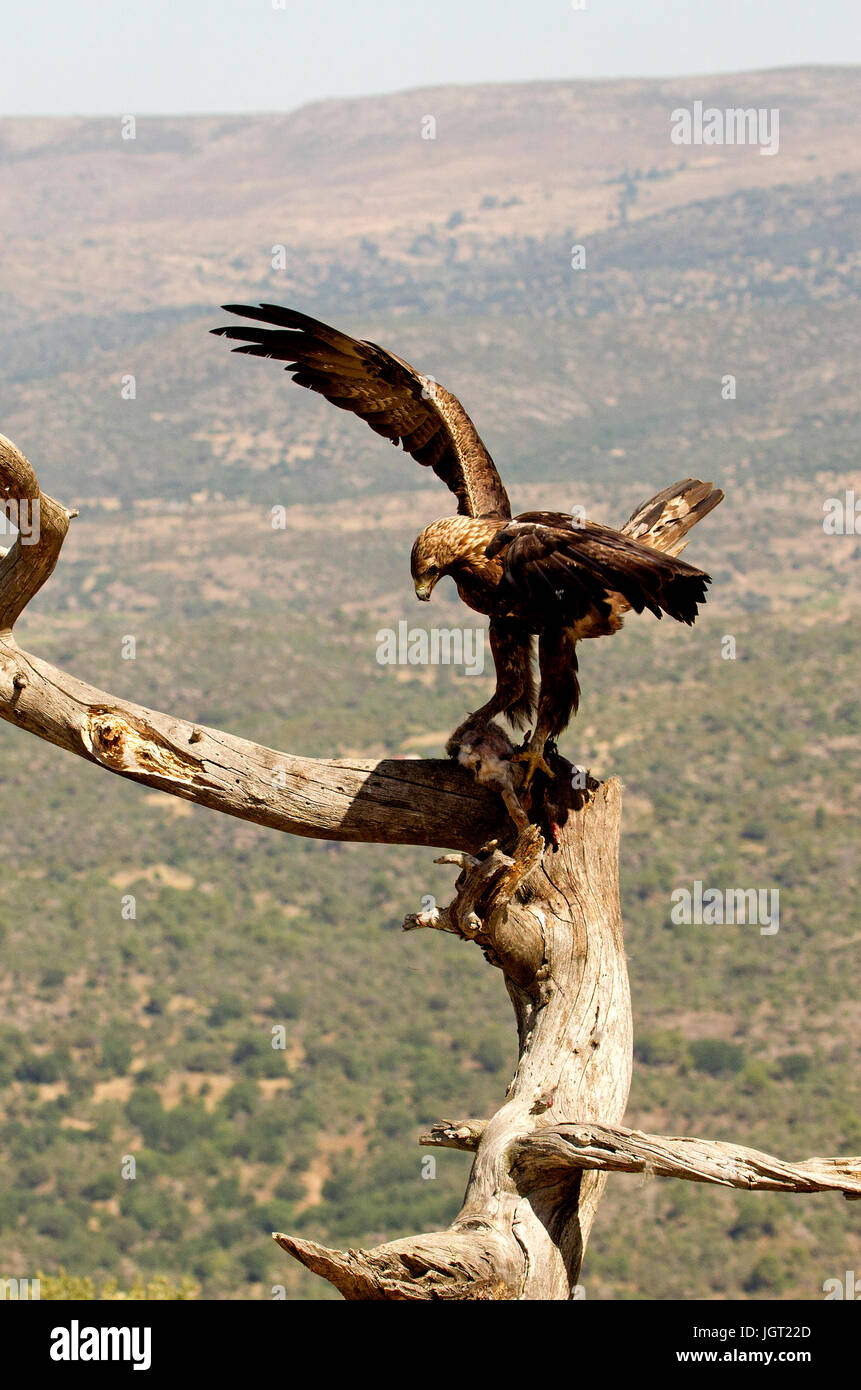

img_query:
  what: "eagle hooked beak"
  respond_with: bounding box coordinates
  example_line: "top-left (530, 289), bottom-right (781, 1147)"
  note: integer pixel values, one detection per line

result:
top-left (414, 576), bottom-right (438, 602)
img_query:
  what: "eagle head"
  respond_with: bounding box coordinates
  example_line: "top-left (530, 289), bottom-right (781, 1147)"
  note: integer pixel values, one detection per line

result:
top-left (411, 515), bottom-right (505, 601)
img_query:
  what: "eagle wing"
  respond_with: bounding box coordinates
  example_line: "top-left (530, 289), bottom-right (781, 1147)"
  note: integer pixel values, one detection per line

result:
top-left (487, 514), bottom-right (712, 625)
top-left (212, 304), bottom-right (511, 520)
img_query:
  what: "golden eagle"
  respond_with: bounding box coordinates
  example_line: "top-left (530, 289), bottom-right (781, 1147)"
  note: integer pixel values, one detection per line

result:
top-left (213, 304), bottom-right (723, 785)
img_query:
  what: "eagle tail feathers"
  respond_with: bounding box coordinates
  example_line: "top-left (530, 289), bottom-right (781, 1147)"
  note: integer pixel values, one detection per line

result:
top-left (622, 478), bottom-right (724, 557)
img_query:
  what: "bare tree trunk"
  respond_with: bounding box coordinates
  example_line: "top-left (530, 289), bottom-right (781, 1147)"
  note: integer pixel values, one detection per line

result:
top-left (1, 432), bottom-right (857, 1301)
top-left (276, 785), bottom-right (632, 1300)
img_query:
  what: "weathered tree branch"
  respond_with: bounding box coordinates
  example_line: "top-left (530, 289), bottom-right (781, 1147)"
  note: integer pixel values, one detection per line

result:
top-left (421, 1120), bottom-right (861, 1199)
top-left (0, 645), bottom-right (507, 850)
top-left (273, 1230), bottom-right (518, 1301)
top-left (510, 1123), bottom-right (861, 1200)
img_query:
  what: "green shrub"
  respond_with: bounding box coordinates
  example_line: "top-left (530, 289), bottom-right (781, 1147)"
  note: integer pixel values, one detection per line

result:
top-left (776, 1052), bottom-right (812, 1081)
top-left (634, 1028), bottom-right (691, 1067)
top-left (689, 1039), bottom-right (746, 1076)
top-left (207, 993), bottom-right (244, 1028)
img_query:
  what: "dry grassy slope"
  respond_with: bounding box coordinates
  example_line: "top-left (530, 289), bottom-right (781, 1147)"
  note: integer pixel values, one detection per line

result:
top-left (0, 67), bottom-right (858, 330)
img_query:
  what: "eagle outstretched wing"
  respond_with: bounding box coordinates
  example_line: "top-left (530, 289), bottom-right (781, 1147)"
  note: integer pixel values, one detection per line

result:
top-left (212, 304), bottom-right (511, 520)
top-left (486, 513), bottom-right (712, 625)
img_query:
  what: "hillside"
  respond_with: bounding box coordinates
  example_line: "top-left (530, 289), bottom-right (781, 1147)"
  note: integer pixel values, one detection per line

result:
top-left (0, 67), bottom-right (859, 1300)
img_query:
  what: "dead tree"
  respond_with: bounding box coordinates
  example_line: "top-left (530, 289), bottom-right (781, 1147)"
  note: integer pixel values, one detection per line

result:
top-left (1, 432), bottom-right (858, 1300)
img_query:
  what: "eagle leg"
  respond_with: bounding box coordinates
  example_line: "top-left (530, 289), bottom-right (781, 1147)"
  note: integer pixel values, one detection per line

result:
top-left (467, 618), bottom-right (536, 734)
top-left (445, 619), bottom-right (534, 759)
top-left (444, 621), bottom-right (539, 826)
top-left (514, 629), bottom-right (581, 789)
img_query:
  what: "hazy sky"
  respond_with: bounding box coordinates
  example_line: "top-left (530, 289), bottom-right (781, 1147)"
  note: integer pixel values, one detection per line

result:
top-left (3, 0), bottom-right (857, 116)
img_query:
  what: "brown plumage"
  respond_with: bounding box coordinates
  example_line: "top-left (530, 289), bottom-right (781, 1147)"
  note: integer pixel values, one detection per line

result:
top-left (214, 304), bottom-right (724, 783)
top-left (212, 303), bottom-right (510, 519)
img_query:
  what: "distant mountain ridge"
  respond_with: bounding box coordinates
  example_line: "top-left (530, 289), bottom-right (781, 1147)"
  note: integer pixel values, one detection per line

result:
top-left (1, 66), bottom-right (858, 328)
top-left (0, 66), bottom-right (858, 507)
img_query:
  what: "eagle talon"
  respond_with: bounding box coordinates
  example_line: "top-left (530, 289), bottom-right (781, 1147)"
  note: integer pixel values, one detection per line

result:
top-left (513, 745), bottom-right (554, 789)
